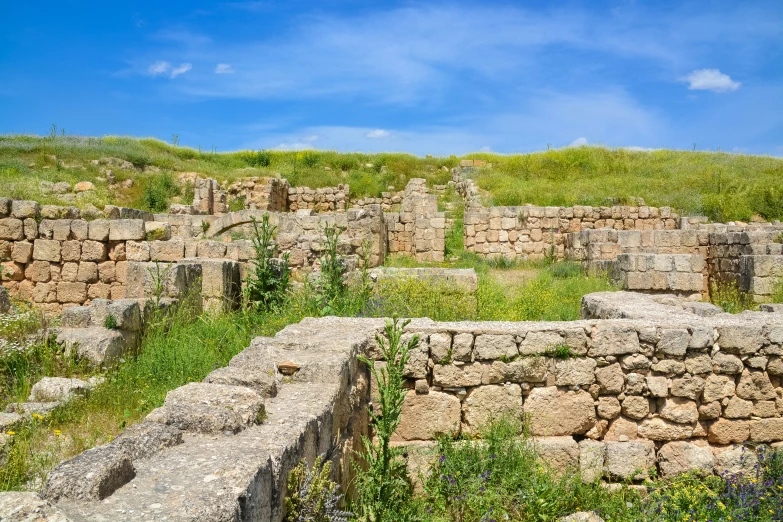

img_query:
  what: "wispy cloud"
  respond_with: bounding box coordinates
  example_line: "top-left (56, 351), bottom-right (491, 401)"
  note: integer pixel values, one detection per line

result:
top-left (365, 129), bottom-right (390, 139)
top-left (215, 63), bottom-right (234, 74)
top-left (170, 63), bottom-right (192, 78)
top-left (682, 69), bottom-right (741, 92)
top-left (147, 61), bottom-right (192, 79)
top-left (148, 61), bottom-right (172, 76)
top-left (569, 137), bottom-right (588, 147)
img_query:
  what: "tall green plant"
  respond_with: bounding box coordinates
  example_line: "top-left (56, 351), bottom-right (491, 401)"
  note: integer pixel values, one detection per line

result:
top-left (354, 318), bottom-right (417, 522)
top-left (316, 223), bottom-right (346, 314)
top-left (246, 215), bottom-right (290, 311)
top-left (284, 457), bottom-right (353, 522)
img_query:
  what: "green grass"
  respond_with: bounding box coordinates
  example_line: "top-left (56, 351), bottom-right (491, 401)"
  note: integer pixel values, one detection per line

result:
top-left (412, 418), bottom-right (783, 522)
top-left (3, 135), bottom-right (783, 221)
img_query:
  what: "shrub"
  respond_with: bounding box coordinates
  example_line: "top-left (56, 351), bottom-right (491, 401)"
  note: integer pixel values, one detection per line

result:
top-left (249, 149), bottom-right (272, 167)
top-left (103, 314), bottom-right (117, 329)
top-left (284, 457), bottom-right (353, 522)
top-left (140, 172), bottom-right (179, 212)
top-left (354, 318), bottom-right (418, 522)
top-left (314, 223), bottom-right (346, 315)
top-left (299, 150), bottom-right (320, 168)
top-left (245, 215), bottom-right (290, 311)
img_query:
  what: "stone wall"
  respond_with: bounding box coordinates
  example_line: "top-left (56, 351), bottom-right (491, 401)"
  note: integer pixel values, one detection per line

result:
top-left (15, 292), bottom-right (783, 521)
top-left (352, 189), bottom-right (403, 212)
top-left (30, 317), bottom-right (381, 522)
top-left (465, 204), bottom-right (680, 260)
top-left (287, 185), bottom-right (349, 212)
top-left (386, 179), bottom-right (446, 262)
top-left (226, 177), bottom-right (289, 212)
top-left (0, 202), bottom-right (386, 312)
top-left (610, 254), bottom-right (707, 300)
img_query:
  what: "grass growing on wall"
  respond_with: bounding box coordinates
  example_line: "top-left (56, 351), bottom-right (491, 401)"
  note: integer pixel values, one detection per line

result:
top-left (3, 135), bottom-right (783, 221)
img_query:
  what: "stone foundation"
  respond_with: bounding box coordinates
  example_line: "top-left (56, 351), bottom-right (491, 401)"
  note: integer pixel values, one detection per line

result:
top-left (12, 291), bottom-right (782, 521)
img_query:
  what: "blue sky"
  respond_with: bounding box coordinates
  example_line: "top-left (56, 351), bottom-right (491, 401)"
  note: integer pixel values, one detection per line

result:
top-left (2, 1), bottom-right (782, 155)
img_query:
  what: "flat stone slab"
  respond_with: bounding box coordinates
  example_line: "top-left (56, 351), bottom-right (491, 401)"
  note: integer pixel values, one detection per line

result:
top-left (0, 491), bottom-right (74, 521)
top-left (55, 327), bottom-right (137, 366)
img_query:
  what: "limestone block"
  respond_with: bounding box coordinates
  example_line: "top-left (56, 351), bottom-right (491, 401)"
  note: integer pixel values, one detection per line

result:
top-left (56, 327), bottom-right (138, 365)
top-left (56, 282), bottom-right (87, 303)
top-left (76, 262), bottom-right (98, 284)
top-left (146, 382), bottom-right (264, 434)
top-left (717, 325), bottom-right (765, 356)
top-left (712, 352), bottom-right (744, 374)
top-left (579, 439), bottom-right (606, 482)
top-left (462, 384), bottom-right (522, 434)
top-left (524, 387), bottom-right (596, 436)
top-left (11, 200), bottom-right (40, 219)
top-left (90, 299), bottom-right (143, 332)
top-left (395, 390), bottom-right (462, 440)
top-left (735, 369), bottom-right (776, 400)
top-left (0, 218), bottom-right (24, 241)
top-left (713, 445), bottom-right (758, 476)
top-left (702, 374), bottom-right (735, 402)
top-left (659, 397), bottom-right (698, 424)
top-left (109, 219), bottom-right (145, 241)
top-left (621, 396), bottom-right (650, 420)
top-left (428, 332), bottom-right (451, 363)
top-left (0, 491), bottom-right (74, 521)
top-left (595, 363), bottom-right (624, 394)
top-left (750, 418), bottom-right (783, 442)
top-left (597, 397), bottom-right (621, 419)
top-left (637, 418), bottom-right (694, 441)
top-left (698, 401), bottom-right (722, 420)
top-left (473, 334), bottom-right (517, 360)
top-left (144, 221), bottom-right (171, 241)
top-left (126, 240), bottom-right (151, 261)
top-left (554, 357), bottom-right (597, 386)
top-left (150, 240), bottom-right (185, 262)
top-left (657, 441), bottom-right (714, 478)
top-left (670, 375), bottom-right (705, 400)
top-left (604, 440), bottom-right (655, 481)
top-left (534, 436), bottom-right (579, 472)
top-left (61, 240), bottom-right (81, 262)
top-left (88, 219), bottom-right (110, 241)
top-left (197, 240), bottom-right (228, 258)
top-left (724, 397), bottom-right (753, 418)
top-left (10, 241), bottom-right (32, 264)
top-left (203, 366), bottom-right (277, 399)
top-left (180, 259), bottom-right (241, 313)
top-left (80, 240), bottom-right (107, 262)
top-left (708, 419), bottom-right (750, 444)
top-left (433, 363), bottom-right (482, 387)
top-left (657, 329), bottom-right (690, 356)
top-left (42, 444), bottom-right (134, 501)
top-left (684, 353), bottom-right (712, 374)
top-left (452, 332), bottom-right (473, 361)
top-left (518, 331), bottom-right (564, 355)
top-left (33, 239), bottom-right (61, 262)
top-left (125, 261), bottom-right (203, 300)
top-left (501, 357), bottom-right (549, 382)
top-left (646, 375), bottom-right (669, 398)
top-left (589, 324), bottom-right (640, 356)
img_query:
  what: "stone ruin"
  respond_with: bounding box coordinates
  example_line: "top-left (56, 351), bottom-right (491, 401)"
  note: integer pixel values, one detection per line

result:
top-left (2, 167), bottom-right (783, 520)
top-left (2, 290), bottom-right (782, 520)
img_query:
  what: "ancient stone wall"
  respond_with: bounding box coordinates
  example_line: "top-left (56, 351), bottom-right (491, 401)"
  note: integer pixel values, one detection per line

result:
top-left (31, 317), bottom-right (381, 522)
top-left (0, 201), bottom-right (386, 312)
top-left (352, 190), bottom-right (404, 212)
top-left (18, 292), bottom-right (783, 521)
top-left (287, 185), bottom-right (349, 212)
top-left (226, 177), bottom-right (289, 212)
top-left (386, 179), bottom-right (446, 262)
top-left (465, 204), bottom-right (679, 260)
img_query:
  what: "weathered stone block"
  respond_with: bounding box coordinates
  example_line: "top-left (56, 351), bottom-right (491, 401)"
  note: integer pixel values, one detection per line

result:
top-left (125, 261), bottom-right (203, 300)
top-left (109, 219), bottom-right (145, 241)
top-left (149, 240), bottom-right (185, 262)
top-left (554, 357), bottom-right (596, 386)
top-left (524, 387), bottom-right (596, 436)
top-left (474, 334), bottom-right (517, 360)
top-left (604, 440), bottom-right (655, 481)
top-left (42, 445), bottom-right (134, 501)
top-left (708, 419), bottom-right (750, 444)
top-left (462, 384), bottom-right (522, 435)
top-left (33, 239), bottom-right (61, 262)
top-left (657, 441), bottom-right (714, 478)
top-left (589, 324), bottom-right (640, 356)
top-left (518, 331), bottom-right (564, 355)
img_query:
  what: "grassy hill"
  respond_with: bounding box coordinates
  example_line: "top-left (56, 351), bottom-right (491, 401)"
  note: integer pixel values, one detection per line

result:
top-left (1, 134), bottom-right (782, 222)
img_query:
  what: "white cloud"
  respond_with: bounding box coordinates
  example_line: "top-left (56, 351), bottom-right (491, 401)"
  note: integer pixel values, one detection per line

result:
top-left (569, 137), bottom-right (588, 147)
top-left (681, 69), bottom-right (741, 92)
top-left (170, 63), bottom-right (192, 78)
top-left (215, 63), bottom-right (235, 74)
top-left (365, 129), bottom-right (390, 139)
top-left (148, 61), bottom-right (171, 76)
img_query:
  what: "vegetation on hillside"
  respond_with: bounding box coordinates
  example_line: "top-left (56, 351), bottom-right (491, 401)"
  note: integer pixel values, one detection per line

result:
top-left (2, 134), bottom-right (783, 222)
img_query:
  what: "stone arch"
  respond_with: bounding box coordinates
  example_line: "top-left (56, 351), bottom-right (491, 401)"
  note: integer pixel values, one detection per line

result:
top-left (205, 210), bottom-right (270, 238)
